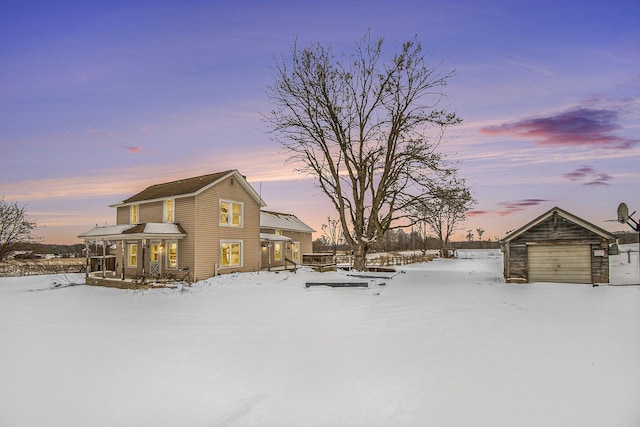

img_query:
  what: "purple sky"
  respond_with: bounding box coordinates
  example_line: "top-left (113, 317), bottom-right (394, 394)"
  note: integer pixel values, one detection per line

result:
top-left (1, 0), bottom-right (639, 244)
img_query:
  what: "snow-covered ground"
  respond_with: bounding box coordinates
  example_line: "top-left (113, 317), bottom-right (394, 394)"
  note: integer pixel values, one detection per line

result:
top-left (1, 247), bottom-right (639, 427)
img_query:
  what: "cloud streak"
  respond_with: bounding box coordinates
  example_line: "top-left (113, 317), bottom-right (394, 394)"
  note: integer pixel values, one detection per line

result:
top-left (480, 107), bottom-right (637, 149)
top-left (468, 199), bottom-right (549, 217)
top-left (563, 166), bottom-right (612, 186)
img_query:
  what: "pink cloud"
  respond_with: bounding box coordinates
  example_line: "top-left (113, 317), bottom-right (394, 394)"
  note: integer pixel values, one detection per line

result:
top-left (480, 107), bottom-right (637, 149)
top-left (467, 210), bottom-right (491, 217)
top-left (467, 199), bottom-right (549, 218)
top-left (124, 146), bottom-right (141, 154)
top-left (563, 165), bottom-right (612, 186)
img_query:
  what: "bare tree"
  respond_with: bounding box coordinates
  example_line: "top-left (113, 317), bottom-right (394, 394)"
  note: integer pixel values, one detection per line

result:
top-left (321, 216), bottom-right (344, 255)
top-left (476, 228), bottom-right (484, 241)
top-left (0, 197), bottom-right (37, 260)
top-left (266, 33), bottom-right (462, 270)
top-left (411, 183), bottom-right (475, 257)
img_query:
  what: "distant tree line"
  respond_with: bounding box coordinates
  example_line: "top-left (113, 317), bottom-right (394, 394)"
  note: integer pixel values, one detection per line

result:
top-left (9, 242), bottom-right (84, 258)
top-left (313, 227), bottom-right (499, 254)
top-left (615, 231), bottom-right (639, 244)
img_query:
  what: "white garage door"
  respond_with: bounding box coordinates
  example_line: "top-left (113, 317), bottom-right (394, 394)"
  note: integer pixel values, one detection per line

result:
top-left (527, 245), bottom-right (592, 284)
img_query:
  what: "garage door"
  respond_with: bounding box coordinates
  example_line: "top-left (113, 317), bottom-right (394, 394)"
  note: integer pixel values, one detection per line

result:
top-left (527, 245), bottom-right (592, 283)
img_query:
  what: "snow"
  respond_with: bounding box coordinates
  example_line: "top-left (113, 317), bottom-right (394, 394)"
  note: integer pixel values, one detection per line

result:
top-left (1, 247), bottom-right (639, 426)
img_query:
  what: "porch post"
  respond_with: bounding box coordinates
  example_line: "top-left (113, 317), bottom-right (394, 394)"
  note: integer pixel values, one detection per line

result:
top-left (121, 239), bottom-right (125, 280)
top-left (84, 241), bottom-right (89, 280)
top-left (141, 238), bottom-right (146, 277)
top-left (101, 239), bottom-right (106, 278)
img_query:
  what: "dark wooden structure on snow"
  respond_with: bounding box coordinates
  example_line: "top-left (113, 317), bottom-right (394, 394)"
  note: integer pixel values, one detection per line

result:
top-left (501, 207), bottom-right (617, 284)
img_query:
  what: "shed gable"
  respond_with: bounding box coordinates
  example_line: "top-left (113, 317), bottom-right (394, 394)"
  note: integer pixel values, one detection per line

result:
top-left (509, 213), bottom-right (606, 245)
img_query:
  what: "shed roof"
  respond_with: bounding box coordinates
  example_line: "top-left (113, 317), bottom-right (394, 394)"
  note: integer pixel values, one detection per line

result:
top-left (501, 206), bottom-right (617, 243)
top-left (260, 210), bottom-right (315, 233)
top-left (112, 170), bottom-right (266, 207)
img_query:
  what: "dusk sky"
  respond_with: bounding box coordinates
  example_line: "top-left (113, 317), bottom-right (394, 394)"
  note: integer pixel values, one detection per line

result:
top-left (1, 0), bottom-right (639, 244)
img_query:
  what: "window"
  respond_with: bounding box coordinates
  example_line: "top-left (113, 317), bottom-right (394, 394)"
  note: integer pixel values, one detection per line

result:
top-left (275, 229), bottom-right (282, 235)
top-left (130, 204), bottom-right (139, 224)
top-left (167, 241), bottom-right (178, 269)
top-left (274, 242), bottom-right (282, 261)
top-left (221, 241), bottom-right (242, 267)
top-left (164, 199), bottom-right (174, 223)
top-left (128, 244), bottom-right (137, 267)
top-left (220, 200), bottom-right (243, 227)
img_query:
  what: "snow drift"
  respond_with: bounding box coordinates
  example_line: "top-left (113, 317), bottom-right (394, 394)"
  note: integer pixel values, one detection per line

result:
top-left (1, 248), bottom-right (639, 426)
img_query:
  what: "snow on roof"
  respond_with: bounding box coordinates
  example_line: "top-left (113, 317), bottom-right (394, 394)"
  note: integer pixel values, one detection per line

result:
top-left (78, 224), bottom-right (134, 238)
top-left (78, 223), bottom-right (186, 240)
top-left (260, 211), bottom-right (315, 233)
top-left (260, 233), bottom-right (292, 242)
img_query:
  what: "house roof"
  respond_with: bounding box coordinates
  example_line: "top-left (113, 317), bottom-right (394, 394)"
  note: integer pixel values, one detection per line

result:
top-left (78, 223), bottom-right (187, 241)
top-left (501, 206), bottom-right (618, 243)
top-left (112, 170), bottom-right (266, 207)
top-left (260, 210), bottom-right (315, 233)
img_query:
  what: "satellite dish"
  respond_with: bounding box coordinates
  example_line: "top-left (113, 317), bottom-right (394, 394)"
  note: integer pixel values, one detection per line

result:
top-left (617, 202), bottom-right (629, 223)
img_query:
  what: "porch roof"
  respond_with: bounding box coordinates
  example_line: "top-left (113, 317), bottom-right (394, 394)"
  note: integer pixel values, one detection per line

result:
top-left (78, 223), bottom-right (187, 241)
top-left (260, 232), bottom-right (292, 242)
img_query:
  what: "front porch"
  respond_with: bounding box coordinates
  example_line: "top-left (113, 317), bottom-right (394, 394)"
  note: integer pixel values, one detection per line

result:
top-left (78, 223), bottom-right (187, 286)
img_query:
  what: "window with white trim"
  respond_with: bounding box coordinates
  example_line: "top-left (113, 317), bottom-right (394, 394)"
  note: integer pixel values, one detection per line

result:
top-left (219, 200), bottom-right (243, 227)
top-left (163, 199), bottom-right (174, 223)
top-left (221, 240), bottom-right (242, 267)
top-left (130, 204), bottom-right (139, 224)
top-left (166, 241), bottom-right (178, 269)
top-left (128, 243), bottom-right (138, 267)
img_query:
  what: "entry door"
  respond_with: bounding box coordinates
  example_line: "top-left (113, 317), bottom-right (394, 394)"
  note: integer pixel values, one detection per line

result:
top-left (527, 244), bottom-right (591, 283)
top-left (150, 241), bottom-right (161, 276)
top-left (292, 242), bottom-right (301, 264)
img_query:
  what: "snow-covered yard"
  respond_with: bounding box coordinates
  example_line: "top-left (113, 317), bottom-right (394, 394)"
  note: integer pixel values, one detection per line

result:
top-left (1, 248), bottom-right (639, 426)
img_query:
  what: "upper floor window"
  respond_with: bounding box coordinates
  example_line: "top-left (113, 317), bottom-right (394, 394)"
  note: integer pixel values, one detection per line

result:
top-left (275, 229), bottom-right (282, 235)
top-left (130, 204), bottom-right (139, 224)
top-left (219, 200), bottom-right (243, 227)
top-left (164, 199), bottom-right (174, 223)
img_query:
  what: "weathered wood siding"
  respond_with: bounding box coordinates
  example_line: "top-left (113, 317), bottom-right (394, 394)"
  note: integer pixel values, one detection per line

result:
top-left (505, 244), bottom-right (528, 282)
top-left (193, 176), bottom-right (261, 280)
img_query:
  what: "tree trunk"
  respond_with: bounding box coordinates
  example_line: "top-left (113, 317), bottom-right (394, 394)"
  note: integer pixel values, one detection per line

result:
top-left (353, 243), bottom-right (368, 271)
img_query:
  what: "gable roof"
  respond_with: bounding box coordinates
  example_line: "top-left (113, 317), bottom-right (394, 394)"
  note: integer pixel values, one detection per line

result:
top-left (112, 170), bottom-right (266, 207)
top-left (501, 206), bottom-right (617, 243)
top-left (260, 210), bottom-right (315, 233)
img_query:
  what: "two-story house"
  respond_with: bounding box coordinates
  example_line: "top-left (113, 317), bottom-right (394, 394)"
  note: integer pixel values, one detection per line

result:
top-left (79, 170), bottom-right (313, 286)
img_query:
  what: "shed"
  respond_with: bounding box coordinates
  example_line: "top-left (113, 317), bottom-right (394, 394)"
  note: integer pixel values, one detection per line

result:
top-left (501, 207), bottom-right (617, 284)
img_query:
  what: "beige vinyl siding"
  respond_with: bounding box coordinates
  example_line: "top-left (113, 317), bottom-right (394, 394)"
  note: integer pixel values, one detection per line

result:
top-left (139, 201), bottom-right (164, 223)
top-left (282, 230), bottom-right (313, 256)
top-left (527, 244), bottom-right (592, 283)
top-left (116, 206), bottom-right (130, 225)
top-left (194, 175), bottom-right (261, 279)
top-left (174, 196), bottom-right (196, 274)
